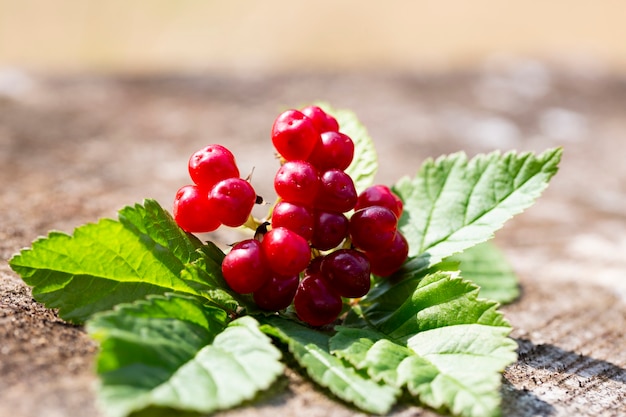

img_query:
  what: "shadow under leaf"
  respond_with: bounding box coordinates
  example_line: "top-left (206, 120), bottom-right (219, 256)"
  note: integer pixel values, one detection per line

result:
top-left (501, 338), bottom-right (626, 417)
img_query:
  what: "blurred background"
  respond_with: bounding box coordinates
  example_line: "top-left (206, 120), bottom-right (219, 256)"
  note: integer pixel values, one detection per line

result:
top-left (2, 3), bottom-right (626, 417)
top-left (0, 0), bottom-right (625, 75)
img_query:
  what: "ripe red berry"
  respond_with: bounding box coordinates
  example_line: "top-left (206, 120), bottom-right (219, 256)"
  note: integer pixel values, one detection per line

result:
top-left (274, 160), bottom-right (320, 206)
top-left (271, 201), bottom-right (314, 241)
top-left (355, 185), bottom-right (403, 219)
top-left (188, 144), bottom-right (239, 189)
top-left (349, 206), bottom-right (398, 252)
top-left (173, 184), bottom-right (221, 233)
top-left (294, 273), bottom-right (343, 327)
top-left (311, 211), bottom-right (349, 250)
top-left (253, 273), bottom-right (299, 311)
top-left (305, 256), bottom-right (324, 276)
top-left (300, 105), bottom-right (339, 133)
top-left (271, 109), bottom-right (321, 161)
top-left (262, 227), bottom-right (311, 276)
top-left (209, 178), bottom-right (256, 227)
top-left (321, 249), bottom-right (371, 298)
top-left (308, 131), bottom-right (355, 171)
top-left (367, 231), bottom-right (409, 277)
top-left (315, 169), bottom-right (358, 213)
top-left (222, 239), bottom-right (271, 294)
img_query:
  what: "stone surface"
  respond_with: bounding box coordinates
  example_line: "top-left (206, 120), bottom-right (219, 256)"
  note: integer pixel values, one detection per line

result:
top-left (1, 62), bottom-right (625, 416)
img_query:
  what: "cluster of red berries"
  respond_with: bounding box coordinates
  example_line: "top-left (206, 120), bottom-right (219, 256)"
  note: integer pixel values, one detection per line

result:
top-left (173, 105), bottom-right (408, 327)
top-left (173, 144), bottom-right (256, 233)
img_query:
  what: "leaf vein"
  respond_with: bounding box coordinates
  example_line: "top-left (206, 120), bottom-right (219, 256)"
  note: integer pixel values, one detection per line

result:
top-left (419, 160), bottom-right (457, 253)
top-left (421, 151), bottom-right (554, 257)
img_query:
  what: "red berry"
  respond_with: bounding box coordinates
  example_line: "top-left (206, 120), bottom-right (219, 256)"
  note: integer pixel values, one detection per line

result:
top-left (253, 273), bottom-right (299, 311)
top-left (173, 185), bottom-right (221, 233)
top-left (262, 227), bottom-right (311, 276)
top-left (308, 131), bottom-right (355, 171)
top-left (209, 178), bottom-right (256, 227)
top-left (367, 232), bottom-right (409, 277)
top-left (271, 109), bottom-right (321, 161)
top-left (294, 274), bottom-right (342, 327)
top-left (321, 249), bottom-right (371, 298)
top-left (274, 160), bottom-right (320, 206)
top-left (188, 144), bottom-right (239, 189)
top-left (355, 185), bottom-right (403, 219)
top-left (271, 201), bottom-right (314, 241)
top-left (305, 256), bottom-right (324, 276)
top-left (311, 211), bottom-right (349, 251)
top-left (300, 105), bottom-right (339, 133)
top-left (222, 239), bottom-right (271, 294)
top-left (349, 206), bottom-right (398, 252)
top-left (315, 169), bottom-right (358, 213)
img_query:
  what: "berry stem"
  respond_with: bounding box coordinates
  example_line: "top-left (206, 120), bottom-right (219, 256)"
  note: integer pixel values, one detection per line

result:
top-left (243, 213), bottom-right (262, 232)
top-left (345, 301), bottom-right (376, 328)
top-left (341, 237), bottom-right (353, 250)
top-left (265, 197), bottom-right (281, 222)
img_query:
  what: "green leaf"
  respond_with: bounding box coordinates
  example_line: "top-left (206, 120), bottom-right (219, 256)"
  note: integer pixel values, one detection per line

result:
top-left (318, 102), bottom-right (378, 194)
top-left (330, 327), bottom-right (428, 388)
top-left (118, 199), bottom-right (204, 264)
top-left (261, 316), bottom-right (398, 415)
top-left (447, 240), bottom-right (520, 303)
top-left (180, 254), bottom-right (238, 314)
top-left (342, 261), bottom-right (459, 330)
top-left (394, 148), bottom-right (562, 268)
top-left (330, 327), bottom-right (413, 386)
top-left (333, 272), bottom-right (518, 417)
top-left (404, 324), bottom-right (516, 417)
top-left (381, 271), bottom-right (510, 340)
top-left (88, 294), bottom-right (284, 417)
top-left (8, 199), bottom-right (206, 323)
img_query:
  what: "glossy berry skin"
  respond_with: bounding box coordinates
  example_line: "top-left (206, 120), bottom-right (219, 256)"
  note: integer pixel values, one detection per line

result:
top-left (271, 201), bottom-right (314, 241)
top-left (188, 144), bottom-right (239, 189)
top-left (253, 273), bottom-right (299, 311)
top-left (271, 109), bottom-right (321, 161)
top-left (355, 185), bottom-right (403, 219)
top-left (308, 131), bottom-right (355, 171)
top-left (300, 105), bottom-right (339, 133)
top-left (305, 256), bottom-right (324, 276)
top-left (311, 211), bottom-right (349, 250)
top-left (222, 239), bottom-right (270, 294)
top-left (367, 231), bottom-right (409, 277)
top-left (315, 169), bottom-right (358, 213)
top-left (209, 178), bottom-right (256, 227)
top-left (274, 160), bottom-right (320, 206)
top-left (294, 274), bottom-right (343, 327)
top-left (173, 184), bottom-right (221, 233)
top-left (262, 227), bottom-right (311, 276)
top-left (321, 249), bottom-right (371, 298)
top-left (349, 206), bottom-right (398, 252)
